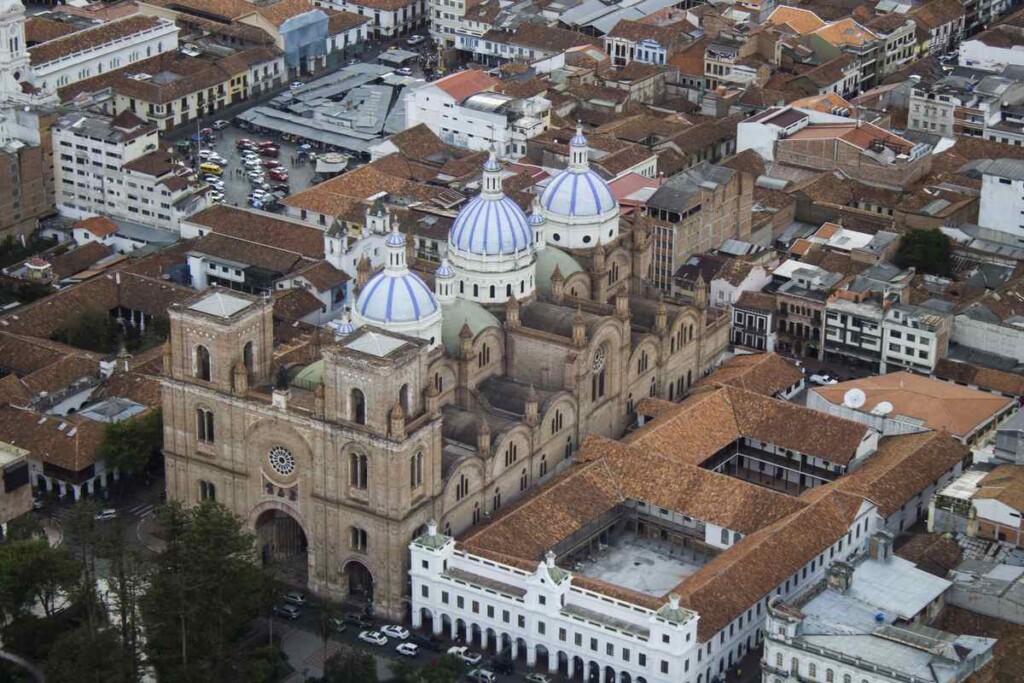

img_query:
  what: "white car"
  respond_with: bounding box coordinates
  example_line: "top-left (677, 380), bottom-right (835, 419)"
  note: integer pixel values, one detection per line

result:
top-left (94, 508), bottom-right (118, 521)
top-left (208, 191), bottom-right (224, 202)
top-left (380, 624), bottom-right (409, 640)
top-left (525, 675), bottom-right (552, 683)
top-left (212, 119), bottom-right (230, 130)
top-left (198, 149), bottom-right (214, 160)
top-left (250, 189), bottom-right (269, 200)
top-left (396, 67), bottom-right (413, 76)
top-left (358, 630), bottom-right (388, 646)
top-left (407, 34), bottom-right (426, 46)
top-left (283, 591), bottom-right (306, 606)
top-left (447, 646), bottom-right (482, 665)
top-left (395, 642), bottom-right (419, 657)
top-left (809, 373), bottom-right (838, 386)
top-left (209, 153), bottom-right (228, 165)
top-left (290, 81), bottom-right (303, 89)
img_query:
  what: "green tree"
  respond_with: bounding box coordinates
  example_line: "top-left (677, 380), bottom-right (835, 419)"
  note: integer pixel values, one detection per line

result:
top-left (140, 501), bottom-right (266, 683)
top-left (896, 229), bottom-right (952, 276)
top-left (49, 309), bottom-right (120, 353)
top-left (43, 626), bottom-right (134, 683)
top-left (96, 513), bottom-right (149, 680)
top-left (96, 409), bottom-right (163, 480)
top-left (321, 648), bottom-right (378, 683)
top-left (0, 539), bottom-right (79, 622)
top-left (416, 654), bottom-right (465, 683)
top-left (5, 513), bottom-right (45, 541)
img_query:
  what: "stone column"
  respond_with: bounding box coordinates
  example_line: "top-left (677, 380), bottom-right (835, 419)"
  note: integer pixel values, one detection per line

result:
top-left (567, 657), bottom-right (575, 679)
top-left (432, 612), bottom-right (443, 636)
top-left (548, 652), bottom-right (558, 674)
top-left (71, 484), bottom-right (81, 501)
top-left (412, 609), bottom-right (422, 629)
top-left (449, 619), bottom-right (457, 640)
top-left (526, 644), bottom-right (536, 667)
top-left (481, 629), bottom-right (490, 651)
top-left (510, 639), bottom-right (519, 660)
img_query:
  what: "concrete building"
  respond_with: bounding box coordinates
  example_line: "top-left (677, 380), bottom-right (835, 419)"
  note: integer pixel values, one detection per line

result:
top-left (881, 303), bottom-right (952, 373)
top-left (930, 463), bottom-right (1024, 547)
top-left (974, 158), bottom-right (1024, 245)
top-left (0, 441), bottom-right (31, 540)
top-left (773, 265), bottom-right (841, 361)
top-left (53, 110), bottom-right (208, 233)
top-left (763, 535), bottom-right (995, 683)
top-left (404, 70), bottom-right (550, 157)
top-left (731, 291), bottom-right (776, 353)
top-left (322, 0), bottom-right (426, 39)
top-left (824, 296), bottom-right (886, 370)
top-left (644, 163), bottom-right (753, 292)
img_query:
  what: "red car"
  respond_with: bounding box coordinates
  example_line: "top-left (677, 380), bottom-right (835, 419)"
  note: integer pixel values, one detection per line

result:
top-left (235, 138), bottom-right (254, 149)
top-left (269, 169), bottom-right (289, 181)
top-left (257, 140), bottom-right (277, 149)
top-left (262, 159), bottom-right (282, 169)
top-left (259, 145), bottom-right (280, 158)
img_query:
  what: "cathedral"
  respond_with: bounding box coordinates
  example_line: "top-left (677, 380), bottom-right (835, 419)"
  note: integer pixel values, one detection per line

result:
top-left (161, 130), bottom-right (731, 618)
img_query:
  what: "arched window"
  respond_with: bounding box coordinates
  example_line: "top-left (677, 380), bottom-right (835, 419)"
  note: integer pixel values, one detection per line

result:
top-left (195, 345), bottom-right (211, 381)
top-left (790, 658), bottom-right (799, 674)
top-left (455, 474), bottom-right (469, 501)
top-left (350, 527), bottom-right (367, 551)
top-left (627, 392), bottom-right (634, 414)
top-left (808, 663), bottom-right (816, 679)
top-left (196, 407), bottom-right (215, 443)
top-left (443, 520), bottom-right (451, 536)
top-left (843, 676), bottom-right (851, 683)
top-left (591, 345), bottom-right (608, 401)
top-left (564, 436), bottom-right (572, 459)
top-left (540, 454), bottom-right (547, 478)
top-left (520, 467), bottom-right (528, 491)
top-left (638, 350), bottom-right (649, 374)
top-left (349, 453), bottom-right (368, 489)
top-left (399, 384), bottom-right (409, 415)
top-left (506, 284), bottom-right (513, 298)
top-left (478, 343), bottom-right (491, 369)
top-left (434, 373), bottom-right (443, 393)
top-left (472, 502), bottom-right (480, 524)
top-left (199, 480), bottom-right (216, 502)
top-left (504, 442), bottom-right (518, 467)
top-left (351, 388), bottom-right (366, 425)
top-left (550, 410), bottom-right (564, 435)
top-left (826, 669), bottom-right (834, 682)
top-left (410, 452), bottom-right (423, 489)
top-left (775, 654), bottom-right (783, 668)
top-left (650, 377), bottom-right (657, 397)
top-left (473, 284), bottom-right (479, 298)
top-left (243, 341), bottom-right (254, 374)
top-left (492, 487), bottom-right (501, 512)
top-left (489, 285), bottom-right (496, 299)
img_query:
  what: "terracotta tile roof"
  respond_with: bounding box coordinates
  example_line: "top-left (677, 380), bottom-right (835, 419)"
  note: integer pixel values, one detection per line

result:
top-left (975, 466), bottom-right (1024, 514)
top-left (790, 91), bottom-right (854, 114)
top-left (190, 232), bottom-right (309, 276)
top-left (677, 489), bottom-right (864, 640)
top-left (802, 431), bottom-right (968, 517)
top-left (19, 354), bottom-right (98, 398)
top-left (733, 290), bottom-right (775, 313)
top-left (186, 205), bottom-right (325, 259)
top-left (812, 372), bottom-right (1012, 439)
top-left (0, 374), bottom-right (32, 407)
top-left (273, 288), bottom-right (326, 322)
top-left (504, 23), bottom-right (595, 53)
top-left (24, 17), bottom-right (78, 45)
top-left (894, 532), bottom-right (962, 578)
top-left (0, 405), bottom-right (106, 472)
top-left (73, 216), bottom-right (118, 238)
top-left (294, 260), bottom-right (349, 291)
top-left (383, 123), bottom-right (449, 160)
top-left (283, 160), bottom-right (447, 214)
top-left (606, 19), bottom-right (691, 50)
top-left (146, 0), bottom-right (256, 21)
top-left (813, 18), bottom-right (878, 47)
top-left (253, 0), bottom-right (318, 26)
top-left (432, 70), bottom-right (498, 101)
top-left (933, 359), bottom-right (1024, 398)
top-left (695, 353), bottom-right (804, 397)
top-left (668, 37), bottom-right (709, 78)
top-left (177, 15), bottom-right (274, 44)
top-left (629, 385), bottom-right (870, 466)
top-left (94, 369), bottom-right (163, 408)
top-left (29, 16), bottom-right (166, 66)
top-left (766, 6), bottom-right (827, 34)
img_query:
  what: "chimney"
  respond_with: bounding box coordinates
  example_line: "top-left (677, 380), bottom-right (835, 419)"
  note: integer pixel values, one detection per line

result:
top-left (545, 550), bottom-right (556, 568)
top-left (272, 387), bottom-right (290, 410)
top-left (524, 384), bottom-right (539, 426)
top-left (477, 414), bottom-right (492, 456)
top-left (506, 296), bottom-right (520, 328)
top-left (869, 531), bottom-right (893, 562)
top-left (826, 561), bottom-right (854, 593)
top-left (668, 593), bottom-right (681, 610)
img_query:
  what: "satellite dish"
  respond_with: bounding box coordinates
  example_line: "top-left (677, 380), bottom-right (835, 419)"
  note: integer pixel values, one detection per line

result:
top-left (843, 388), bottom-right (866, 409)
top-left (872, 401), bottom-right (894, 416)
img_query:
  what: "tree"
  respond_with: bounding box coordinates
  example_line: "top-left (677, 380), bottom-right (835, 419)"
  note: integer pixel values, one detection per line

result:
top-left (96, 409), bottom-right (163, 480)
top-left (49, 309), bottom-right (120, 353)
top-left (5, 513), bottom-right (45, 541)
top-left (416, 654), bottom-right (465, 683)
top-left (0, 539), bottom-right (78, 622)
top-left (321, 648), bottom-right (378, 683)
top-left (896, 229), bottom-right (952, 276)
top-left (43, 626), bottom-right (134, 683)
top-left (140, 501), bottom-right (266, 683)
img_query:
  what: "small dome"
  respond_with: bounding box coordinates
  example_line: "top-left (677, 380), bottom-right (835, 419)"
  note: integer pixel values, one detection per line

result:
top-left (529, 210), bottom-right (545, 226)
top-left (449, 155), bottom-right (532, 256)
top-left (436, 259), bottom-right (455, 278)
top-left (541, 127), bottom-right (616, 218)
top-left (357, 271), bottom-right (438, 323)
top-left (385, 229), bottom-right (406, 247)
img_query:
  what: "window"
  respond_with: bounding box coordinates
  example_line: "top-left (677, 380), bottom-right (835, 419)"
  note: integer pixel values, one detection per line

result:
top-left (520, 467), bottom-right (528, 491)
top-left (199, 480), bottom-right (216, 501)
top-left (455, 474), bottom-right (469, 501)
top-left (622, 648), bottom-right (630, 662)
top-left (606, 643), bottom-right (614, 656)
top-left (442, 591), bottom-right (449, 604)
top-left (350, 453), bottom-right (368, 489)
top-left (539, 454), bottom-right (548, 478)
top-left (826, 669), bottom-right (834, 682)
top-left (456, 596), bottom-right (464, 609)
top-left (776, 654), bottom-right (783, 667)
top-left (661, 661), bottom-right (669, 674)
top-left (196, 407), bottom-right (214, 443)
top-left (351, 388), bottom-right (366, 425)
top-left (243, 341), bottom-right (254, 374)
top-left (809, 663), bottom-right (817, 679)
top-left (492, 487), bottom-right (501, 512)
top-left (487, 605), bottom-right (494, 618)
top-left (791, 658), bottom-right (799, 674)
top-left (195, 345), bottom-right (211, 380)
top-left (591, 345), bottom-right (608, 400)
top-left (721, 528), bottom-right (729, 545)
top-left (638, 653), bottom-right (646, 666)
top-left (574, 633), bottom-right (582, 646)
top-left (410, 452), bottom-right (424, 489)
top-left (559, 628), bottom-right (567, 642)
top-left (349, 526), bottom-right (367, 551)
top-left (550, 410), bottom-right (564, 434)
top-left (472, 601), bottom-right (479, 614)
top-left (478, 343), bottom-right (491, 368)
top-left (473, 502), bottom-right (480, 524)
top-left (590, 637), bottom-right (598, 651)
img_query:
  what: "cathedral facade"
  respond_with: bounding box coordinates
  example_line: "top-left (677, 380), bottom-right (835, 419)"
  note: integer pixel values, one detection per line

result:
top-left (161, 131), bottom-right (730, 618)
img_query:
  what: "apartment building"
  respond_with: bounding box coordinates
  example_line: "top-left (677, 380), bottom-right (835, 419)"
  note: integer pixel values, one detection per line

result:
top-left (881, 303), bottom-right (952, 373)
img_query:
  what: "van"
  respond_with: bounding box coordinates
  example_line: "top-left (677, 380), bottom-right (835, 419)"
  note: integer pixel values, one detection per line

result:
top-left (200, 162), bottom-right (222, 176)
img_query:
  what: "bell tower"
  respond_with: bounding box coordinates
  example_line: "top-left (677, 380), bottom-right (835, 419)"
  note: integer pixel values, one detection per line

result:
top-left (0, 0), bottom-right (29, 102)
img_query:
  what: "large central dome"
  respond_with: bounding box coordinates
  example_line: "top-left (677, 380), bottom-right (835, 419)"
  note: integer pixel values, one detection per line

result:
top-left (449, 153), bottom-right (531, 256)
top-left (540, 127), bottom-right (616, 218)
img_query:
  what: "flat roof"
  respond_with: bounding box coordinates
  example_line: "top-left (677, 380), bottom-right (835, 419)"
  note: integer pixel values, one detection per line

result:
top-left (188, 291), bottom-right (254, 318)
top-left (345, 330), bottom-right (407, 357)
top-left (575, 534), bottom-right (710, 597)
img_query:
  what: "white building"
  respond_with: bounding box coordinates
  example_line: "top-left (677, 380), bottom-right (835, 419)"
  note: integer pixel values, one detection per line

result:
top-left (974, 158), bottom-right (1024, 244)
top-left (318, 0), bottom-right (426, 39)
top-left (53, 110), bottom-right (208, 233)
top-left (28, 15), bottom-right (179, 91)
top-left (404, 70), bottom-right (550, 156)
top-left (0, 0), bottom-right (57, 146)
top-left (763, 534), bottom-right (996, 683)
top-left (880, 303), bottom-right (951, 373)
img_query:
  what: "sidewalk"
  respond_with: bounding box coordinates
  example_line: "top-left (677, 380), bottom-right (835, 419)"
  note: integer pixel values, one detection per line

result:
top-left (136, 514), bottom-right (166, 553)
top-left (277, 624), bottom-right (393, 682)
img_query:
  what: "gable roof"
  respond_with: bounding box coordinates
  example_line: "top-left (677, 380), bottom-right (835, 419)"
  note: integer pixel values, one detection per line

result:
top-left (695, 353), bottom-right (804, 397)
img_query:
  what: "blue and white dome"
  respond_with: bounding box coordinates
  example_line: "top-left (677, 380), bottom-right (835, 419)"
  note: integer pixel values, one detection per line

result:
top-left (353, 225), bottom-right (442, 347)
top-left (449, 152), bottom-right (531, 256)
top-left (540, 126), bottom-right (616, 218)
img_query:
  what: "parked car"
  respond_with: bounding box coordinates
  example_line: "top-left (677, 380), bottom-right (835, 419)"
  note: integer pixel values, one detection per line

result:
top-left (269, 170), bottom-right (289, 182)
top-left (235, 137), bottom-right (254, 149)
top-left (490, 655), bottom-right (514, 674)
top-left (274, 604), bottom-right (300, 620)
top-left (250, 190), bottom-right (269, 202)
top-left (327, 617), bottom-right (347, 633)
top-left (396, 67), bottom-right (413, 76)
top-left (344, 613), bottom-right (374, 628)
top-left (198, 149), bottom-right (214, 160)
top-left (407, 34), bottom-right (426, 46)
top-left (212, 119), bottom-right (230, 130)
top-left (271, 183), bottom-right (291, 193)
top-left (448, 646), bottom-right (482, 665)
top-left (380, 625), bottom-right (409, 640)
top-left (290, 81), bottom-right (303, 89)
top-left (208, 191), bottom-right (224, 202)
top-left (283, 592), bottom-right (306, 606)
top-left (94, 509), bottom-right (118, 521)
top-left (466, 669), bottom-right (496, 683)
top-left (409, 634), bottom-right (442, 651)
top-left (395, 642), bottom-right (419, 657)
top-left (524, 675), bottom-right (552, 683)
top-left (262, 159), bottom-right (282, 169)
top-left (358, 630), bottom-right (388, 646)
top-left (259, 145), bottom-right (280, 158)
top-left (809, 373), bottom-right (838, 386)
top-left (208, 153), bottom-right (228, 165)
top-left (257, 140), bottom-right (278, 148)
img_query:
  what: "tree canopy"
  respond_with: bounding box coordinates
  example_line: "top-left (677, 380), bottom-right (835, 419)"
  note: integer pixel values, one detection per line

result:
top-left (96, 409), bottom-right (163, 479)
top-left (896, 229), bottom-right (952, 276)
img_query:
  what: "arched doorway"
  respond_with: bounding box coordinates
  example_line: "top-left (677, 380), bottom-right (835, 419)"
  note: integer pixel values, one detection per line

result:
top-left (255, 508), bottom-right (308, 586)
top-left (343, 559), bottom-right (374, 608)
